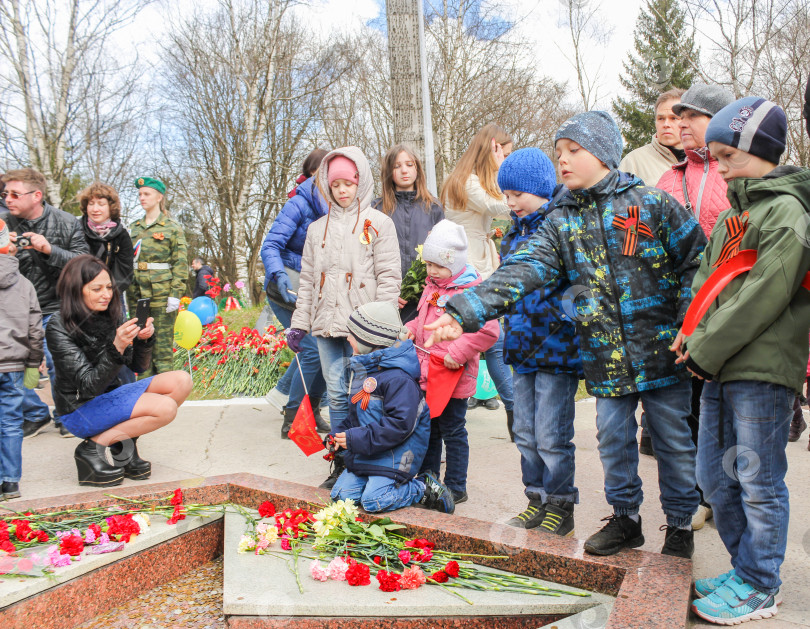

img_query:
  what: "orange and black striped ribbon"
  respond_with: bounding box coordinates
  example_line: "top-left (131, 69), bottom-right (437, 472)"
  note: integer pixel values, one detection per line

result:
top-left (362, 219), bottom-right (379, 243)
top-left (427, 291), bottom-right (440, 307)
top-left (713, 212), bottom-right (749, 267)
top-left (612, 206), bottom-right (654, 256)
top-left (351, 389), bottom-right (371, 410)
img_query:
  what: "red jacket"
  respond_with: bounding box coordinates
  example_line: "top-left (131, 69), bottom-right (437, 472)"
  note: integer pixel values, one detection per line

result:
top-left (656, 148), bottom-right (729, 237)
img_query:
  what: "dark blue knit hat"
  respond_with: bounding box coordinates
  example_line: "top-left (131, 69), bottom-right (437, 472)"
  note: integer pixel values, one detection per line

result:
top-left (705, 96), bottom-right (787, 164)
top-left (554, 111), bottom-right (623, 170)
top-left (497, 148), bottom-right (556, 200)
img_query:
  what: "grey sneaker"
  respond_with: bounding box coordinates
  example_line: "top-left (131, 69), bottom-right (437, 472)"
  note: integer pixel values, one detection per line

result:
top-left (417, 472), bottom-right (455, 514)
top-left (506, 500), bottom-right (545, 528)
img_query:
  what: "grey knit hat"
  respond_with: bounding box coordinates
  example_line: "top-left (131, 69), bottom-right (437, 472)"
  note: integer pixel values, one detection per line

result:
top-left (554, 111), bottom-right (623, 170)
top-left (672, 83), bottom-right (735, 117)
top-left (421, 219), bottom-right (468, 276)
top-left (347, 301), bottom-right (407, 354)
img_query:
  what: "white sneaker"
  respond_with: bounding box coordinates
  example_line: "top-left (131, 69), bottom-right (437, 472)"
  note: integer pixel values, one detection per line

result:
top-left (692, 504), bottom-right (713, 530)
top-left (265, 387), bottom-right (288, 413)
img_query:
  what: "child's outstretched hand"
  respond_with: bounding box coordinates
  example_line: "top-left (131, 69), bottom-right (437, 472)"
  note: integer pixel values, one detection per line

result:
top-left (444, 353), bottom-right (461, 370)
top-left (424, 314), bottom-right (463, 347)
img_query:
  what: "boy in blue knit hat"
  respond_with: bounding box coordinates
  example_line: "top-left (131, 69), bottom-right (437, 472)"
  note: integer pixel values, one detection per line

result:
top-left (496, 148), bottom-right (583, 536)
top-left (674, 97), bottom-right (810, 625)
top-left (425, 111), bottom-right (707, 558)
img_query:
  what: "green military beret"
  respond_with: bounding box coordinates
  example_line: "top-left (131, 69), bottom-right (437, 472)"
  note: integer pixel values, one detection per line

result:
top-left (134, 176), bottom-right (166, 195)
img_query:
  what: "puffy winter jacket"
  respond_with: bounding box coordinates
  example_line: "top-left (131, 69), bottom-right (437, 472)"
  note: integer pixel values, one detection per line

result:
top-left (81, 216), bottom-right (135, 294)
top-left (656, 147), bottom-right (730, 237)
top-left (290, 147), bottom-right (401, 337)
top-left (261, 177), bottom-right (328, 288)
top-left (0, 203), bottom-right (89, 315)
top-left (343, 340), bottom-right (431, 484)
top-left (445, 170), bottom-right (706, 397)
top-left (372, 191), bottom-right (444, 278)
top-left (500, 199), bottom-right (582, 376)
top-left (46, 311), bottom-right (154, 417)
top-left (0, 255), bottom-right (44, 373)
top-left (686, 167), bottom-right (810, 393)
top-left (405, 265), bottom-right (499, 398)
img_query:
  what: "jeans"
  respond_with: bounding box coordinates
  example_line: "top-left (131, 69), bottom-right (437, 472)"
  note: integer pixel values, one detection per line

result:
top-left (697, 380), bottom-right (792, 594)
top-left (420, 397), bottom-right (469, 493)
top-left (331, 470), bottom-right (423, 513)
top-left (512, 370), bottom-right (579, 503)
top-left (0, 372), bottom-right (25, 482)
top-left (481, 322), bottom-right (513, 411)
top-left (595, 379), bottom-right (698, 528)
top-left (269, 302), bottom-right (326, 407)
top-left (22, 313), bottom-right (54, 422)
top-left (316, 336), bottom-right (353, 434)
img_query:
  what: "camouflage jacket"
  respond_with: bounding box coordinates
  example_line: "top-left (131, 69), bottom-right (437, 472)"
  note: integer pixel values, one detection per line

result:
top-left (128, 213), bottom-right (188, 301)
top-left (446, 170), bottom-right (706, 397)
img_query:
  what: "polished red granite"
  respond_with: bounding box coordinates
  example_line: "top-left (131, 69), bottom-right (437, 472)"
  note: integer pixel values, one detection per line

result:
top-left (0, 473), bottom-right (694, 628)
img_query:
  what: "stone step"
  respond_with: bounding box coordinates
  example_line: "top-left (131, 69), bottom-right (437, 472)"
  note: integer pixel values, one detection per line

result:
top-left (223, 510), bottom-right (613, 618)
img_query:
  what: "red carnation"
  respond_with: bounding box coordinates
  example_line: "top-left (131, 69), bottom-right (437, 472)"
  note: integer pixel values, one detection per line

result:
top-left (59, 534), bottom-right (85, 556)
top-left (168, 505), bottom-right (186, 525)
top-left (431, 570), bottom-right (449, 583)
top-left (107, 514), bottom-right (141, 542)
top-left (36, 530), bottom-right (49, 543)
top-left (0, 540), bottom-right (15, 554)
top-left (13, 520), bottom-right (34, 542)
top-left (170, 489), bottom-right (184, 506)
top-left (372, 556), bottom-right (382, 565)
top-left (376, 569), bottom-right (402, 592)
top-left (345, 563), bottom-right (371, 586)
top-left (444, 561), bottom-right (460, 578)
top-left (258, 501), bottom-right (276, 518)
top-left (89, 523), bottom-right (102, 539)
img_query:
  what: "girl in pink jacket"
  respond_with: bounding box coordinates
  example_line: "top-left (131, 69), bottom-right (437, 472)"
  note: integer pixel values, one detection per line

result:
top-left (406, 220), bottom-right (499, 505)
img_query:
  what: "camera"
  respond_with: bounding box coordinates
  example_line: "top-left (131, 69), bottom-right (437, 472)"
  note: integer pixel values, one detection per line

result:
top-left (16, 236), bottom-right (31, 248)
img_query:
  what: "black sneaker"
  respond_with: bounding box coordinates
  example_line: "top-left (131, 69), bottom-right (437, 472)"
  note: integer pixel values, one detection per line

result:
top-left (58, 423), bottom-right (73, 438)
top-left (467, 398), bottom-right (481, 410)
top-left (417, 472), bottom-right (455, 514)
top-left (660, 525), bottom-right (694, 559)
top-left (2, 482), bottom-right (21, 499)
top-left (483, 398), bottom-right (499, 410)
top-left (506, 500), bottom-right (545, 529)
top-left (450, 489), bottom-right (468, 504)
top-left (584, 514), bottom-right (644, 556)
top-left (538, 500), bottom-right (575, 537)
top-left (22, 417), bottom-right (51, 439)
top-left (319, 452), bottom-right (345, 490)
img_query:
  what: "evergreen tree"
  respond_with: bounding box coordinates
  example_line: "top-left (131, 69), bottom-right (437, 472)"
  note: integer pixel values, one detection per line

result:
top-left (613, 0), bottom-right (699, 154)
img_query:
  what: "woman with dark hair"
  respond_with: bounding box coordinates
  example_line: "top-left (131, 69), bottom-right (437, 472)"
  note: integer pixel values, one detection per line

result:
top-left (288, 148), bottom-right (329, 199)
top-left (47, 255), bottom-right (192, 486)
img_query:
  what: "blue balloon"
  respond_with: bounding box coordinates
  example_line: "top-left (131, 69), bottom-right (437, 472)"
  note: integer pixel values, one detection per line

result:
top-left (187, 296), bottom-right (218, 325)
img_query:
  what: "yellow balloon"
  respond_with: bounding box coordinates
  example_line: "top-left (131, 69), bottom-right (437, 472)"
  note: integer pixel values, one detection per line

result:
top-left (174, 310), bottom-right (203, 349)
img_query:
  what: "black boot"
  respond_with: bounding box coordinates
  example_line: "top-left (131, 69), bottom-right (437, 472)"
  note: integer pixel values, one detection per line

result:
top-left (506, 409), bottom-right (514, 442)
top-left (319, 450), bottom-right (346, 489)
top-left (109, 437), bottom-right (151, 480)
top-left (281, 407), bottom-right (296, 439)
top-left (311, 399), bottom-right (331, 433)
top-left (74, 439), bottom-right (124, 487)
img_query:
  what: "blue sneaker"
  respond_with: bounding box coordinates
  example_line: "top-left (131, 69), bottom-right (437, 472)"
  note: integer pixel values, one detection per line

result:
top-left (692, 575), bottom-right (779, 625)
top-left (417, 472), bottom-right (455, 514)
top-left (695, 569), bottom-right (737, 598)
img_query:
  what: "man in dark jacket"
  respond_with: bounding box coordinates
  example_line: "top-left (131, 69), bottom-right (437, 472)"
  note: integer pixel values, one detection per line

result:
top-left (0, 168), bottom-right (89, 438)
top-left (190, 257), bottom-right (214, 298)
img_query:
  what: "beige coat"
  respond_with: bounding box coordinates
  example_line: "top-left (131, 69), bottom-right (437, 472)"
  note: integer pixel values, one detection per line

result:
top-left (619, 135), bottom-right (680, 186)
top-left (444, 173), bottom-right (510, 279)
top-left (291, 147), bottom-right (401, 337)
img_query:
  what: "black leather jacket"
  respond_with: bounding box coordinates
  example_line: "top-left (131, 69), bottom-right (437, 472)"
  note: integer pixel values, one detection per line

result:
top-left (45, 312), bottom-right (154, 417)
top-left (0, 204), bottom-right (89, 315)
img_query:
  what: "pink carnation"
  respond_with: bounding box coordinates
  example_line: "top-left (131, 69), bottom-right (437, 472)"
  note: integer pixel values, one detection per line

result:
top-left (280, 535), bottom-right (292, 551)
top-left (223, 283), bottom-right (231, 292)
top-left (401, 565), bottom-right (427, 589)
top-left (309, 560), bottom-right (328, 582)
top-left (398, 550), bottom-right (411, 564)
top-left (235, 281), bottom-right (245, 289)
top-left (327, 557), bottom-right (349, 581)
top-left (47, 545), bottom-right (72, 568)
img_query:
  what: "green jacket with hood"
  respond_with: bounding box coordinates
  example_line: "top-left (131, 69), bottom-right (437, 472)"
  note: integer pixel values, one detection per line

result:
top-left (686, 166), bottom-right (810, 393)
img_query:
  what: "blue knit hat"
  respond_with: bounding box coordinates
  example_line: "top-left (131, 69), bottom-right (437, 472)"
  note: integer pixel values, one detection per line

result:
top-left (554, 111), bottom-right (623, 170)
top-left (497, 148), bottom-right (556, 200)
top-left (705, 96), bottom-right (787, 165)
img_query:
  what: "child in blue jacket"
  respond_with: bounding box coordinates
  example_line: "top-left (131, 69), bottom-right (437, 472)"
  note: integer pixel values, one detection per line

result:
top-left (497, 149), bottom-right (583, 536)
top-left (331, 301), bottom-right (454, 514)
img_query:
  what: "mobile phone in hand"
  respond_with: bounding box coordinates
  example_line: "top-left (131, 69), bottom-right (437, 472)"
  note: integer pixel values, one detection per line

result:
top-left (135, 298), bottom-right (151, 328)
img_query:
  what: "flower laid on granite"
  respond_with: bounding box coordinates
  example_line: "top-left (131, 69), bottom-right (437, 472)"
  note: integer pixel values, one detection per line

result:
top-left (309, 560), bottom-right (329, 582)
top-left (376, 569), bottom-right (402, 592)
top-left (400, 565), bottom-right (427, 590)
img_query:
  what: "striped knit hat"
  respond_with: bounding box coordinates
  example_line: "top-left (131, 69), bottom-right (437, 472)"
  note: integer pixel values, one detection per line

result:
top-left (347, 301), bottom-right (407, 354)
top-left (705, 96), bottom-right (787, 164)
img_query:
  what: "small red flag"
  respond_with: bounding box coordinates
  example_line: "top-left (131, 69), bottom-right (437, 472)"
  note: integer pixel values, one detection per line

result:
top-left (288, 395), bottom-right (325, 456)
top-left (426, 353), bottom-right (465, 418)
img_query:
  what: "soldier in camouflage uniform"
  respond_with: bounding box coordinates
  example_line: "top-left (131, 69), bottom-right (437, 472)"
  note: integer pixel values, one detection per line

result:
top-left (128, 177), bottom-right (188, 376)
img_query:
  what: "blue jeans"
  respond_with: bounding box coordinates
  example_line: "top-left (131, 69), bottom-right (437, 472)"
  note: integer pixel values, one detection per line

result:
top-left (269, 302), bottom-right (326, 407)
top-left (0, 372), bottom-right (25, 482)
top-left (513, 370), bottom-right (579, 503)
top-left (697, 380), bottom-right (792, 594)
top-left (22, 313), bottom-right (53, 422)
top-left (595, 379), bottom-right (698, 528)
top-left (316, 336), bottom-right (353, 434)
top-left (331, 470), bottom-right (423, 512)
top-left (481, 323), bottom-right (513, 411)
top-left (420, 397), bottom-right (469, 493)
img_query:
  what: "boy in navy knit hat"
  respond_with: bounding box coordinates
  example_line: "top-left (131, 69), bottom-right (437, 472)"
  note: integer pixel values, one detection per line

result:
top-left (424, 111), bottom-right (707, 558)
top-left (496, 148), bottom-right (583, 536)
top-left (675, 97), bottom-right (810, 625)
